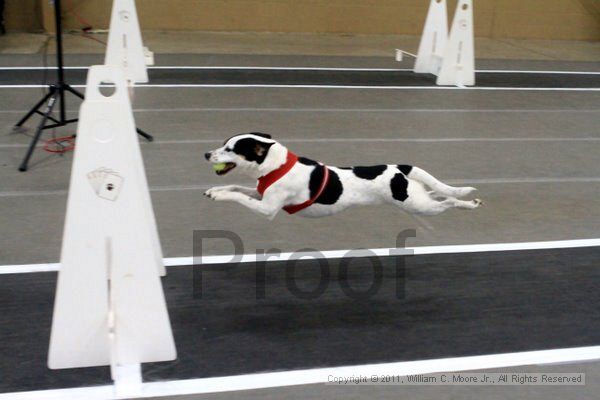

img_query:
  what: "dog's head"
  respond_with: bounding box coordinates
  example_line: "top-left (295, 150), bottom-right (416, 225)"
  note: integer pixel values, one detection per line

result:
top-left (205, 133), bottom-right (286, 178)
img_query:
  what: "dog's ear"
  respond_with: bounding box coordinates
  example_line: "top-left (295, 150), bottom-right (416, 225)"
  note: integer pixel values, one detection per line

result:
top-left (254, 141), bottom-right (273, 157)
top-left (255, 143), bottom-right (266, 156)
top-left (234, 138), bottom-right (274, 163)
top-left (249, 132), bottom-right (272, 139)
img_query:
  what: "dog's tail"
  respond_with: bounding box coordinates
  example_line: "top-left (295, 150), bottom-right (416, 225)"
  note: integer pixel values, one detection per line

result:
top-left (400, 165), bottom-right (476, 198)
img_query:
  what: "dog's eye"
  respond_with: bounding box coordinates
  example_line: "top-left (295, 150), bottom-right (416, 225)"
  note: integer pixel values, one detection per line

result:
top-left (225, 147), bottom-right (232, 152)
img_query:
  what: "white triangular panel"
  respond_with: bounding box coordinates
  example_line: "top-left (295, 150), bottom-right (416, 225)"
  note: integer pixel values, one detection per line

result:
top-left (414, 0), bottom-right (448, 75)
top-left (105, 0), bottom-right (149, 84)
top-left (436, 0), bottom-right (475, 86)
top-left (48, 65), bottom-right (176, 369)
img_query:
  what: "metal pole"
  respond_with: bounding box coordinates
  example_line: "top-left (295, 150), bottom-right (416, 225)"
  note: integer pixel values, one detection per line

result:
top-left (19, 89), bottom-right (59, 172)
top-left (54, 0), bottom-right (67, 123)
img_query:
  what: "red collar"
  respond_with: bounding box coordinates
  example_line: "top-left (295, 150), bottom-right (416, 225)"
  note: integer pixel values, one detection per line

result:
top-left (256, 151), bottom-right (330, 215)
top-left (257, 151), bottom-right (298, 196)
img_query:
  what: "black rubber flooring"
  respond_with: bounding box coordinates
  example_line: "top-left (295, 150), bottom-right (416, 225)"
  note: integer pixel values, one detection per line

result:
top-left (1, 247), bottom-right (599, 394)
top-left (1, 68), bottom-right (599, 88)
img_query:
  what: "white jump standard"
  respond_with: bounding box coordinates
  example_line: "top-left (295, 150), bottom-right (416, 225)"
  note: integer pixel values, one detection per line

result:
top-left (48, 66), bottom-right (176, 398)
top-left (105, 0), bottom-right (153, 85)
top-left (414, 0), bottom-right (475, 86)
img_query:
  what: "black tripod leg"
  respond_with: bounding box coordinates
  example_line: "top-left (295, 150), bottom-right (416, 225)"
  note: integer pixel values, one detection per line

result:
top-left (15, 90), bottom-right (54, 127)
top-left (18, 92), bottom-right (59, 172)
top-left (65, 85), bottom-right (84, 100)
top-left (136, 128), bottom-right (154, 142)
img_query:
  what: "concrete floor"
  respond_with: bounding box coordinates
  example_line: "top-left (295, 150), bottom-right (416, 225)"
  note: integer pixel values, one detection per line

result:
top-left (1, 78), bottom-right (599, 264)
top-left (1, 32), bottom-right (599, 400)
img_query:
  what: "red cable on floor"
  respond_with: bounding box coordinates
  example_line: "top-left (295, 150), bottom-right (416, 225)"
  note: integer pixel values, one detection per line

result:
top-left (44, 136), bottom-right (76, 154)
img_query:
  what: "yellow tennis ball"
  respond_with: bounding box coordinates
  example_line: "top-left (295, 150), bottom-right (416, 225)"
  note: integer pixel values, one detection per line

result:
top-left (212, 163), bottom-right (227, 172)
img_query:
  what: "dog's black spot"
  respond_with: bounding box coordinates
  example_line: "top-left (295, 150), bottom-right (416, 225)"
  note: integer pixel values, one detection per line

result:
top-left (298, 157), bottom-right (319, 166)
top-left (308, 166), bottom-right (343, 205)
top-left (390, 173), bottom-right (409, 202)
top-left (353, 165), bottom-right (387, 180)
top-left (338, 167), bottom-right (352, 170)
top-left (397, 164), bottom-right (413, 175)
top-left (232, 137), bottom-right (273, 164)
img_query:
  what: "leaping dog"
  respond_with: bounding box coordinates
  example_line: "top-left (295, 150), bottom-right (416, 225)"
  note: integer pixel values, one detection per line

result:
top-left (204, 133), bottom-right (482, 219)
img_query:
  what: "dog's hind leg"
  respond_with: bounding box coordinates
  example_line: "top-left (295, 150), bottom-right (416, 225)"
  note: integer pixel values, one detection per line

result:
top-left (401, 165), bottom-right (476, 198)
top-left (408, 196), bottom-right (482, 216)
top-left (391, 175), bottom-right (482, 216)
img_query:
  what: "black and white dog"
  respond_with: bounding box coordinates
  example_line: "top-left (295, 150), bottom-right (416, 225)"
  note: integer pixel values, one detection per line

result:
top-left (204, 133), bottom-right (482, 219)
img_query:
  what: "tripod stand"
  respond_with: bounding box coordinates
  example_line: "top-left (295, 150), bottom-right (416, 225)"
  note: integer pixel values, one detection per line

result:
top-left (14, 0), bottom-right (153, 172)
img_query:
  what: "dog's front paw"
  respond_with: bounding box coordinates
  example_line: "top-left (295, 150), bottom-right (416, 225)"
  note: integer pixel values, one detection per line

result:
top-left (205, 185), bottom-right (236, 199)
top-left (206, 190), bottom-right (234, 202)
top-left (204, 188), bottom-right (215, 199)
top-left (205, 187), bottom-right (224, 199)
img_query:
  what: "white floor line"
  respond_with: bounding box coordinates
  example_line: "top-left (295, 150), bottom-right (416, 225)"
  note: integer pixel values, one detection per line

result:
top-left (1, 84), bottom-right (599, 92)
top-left (1, 345), bottom-right (599, 400)
top-left (476, 69), bottom-right (600, 75)
top-left (1, 66), bottom-right (599, 74)
top-left (151, 66), bottom-right (411, 72)
top-left (0, 262), bottom-right (61, 274)
top-left (156, 137), bottom-right (600, 144)
top-left (120, 107), bottom-right (600, 113)
top-left (3, 137), bottom-right (600, 149)
top-left (445, 177), bottom-right (600, 185)
top-left (0, 66), bottom-right (413, 72)
top-left (116, 107), bottom-right (600, 113)
top-left (136, 84), bottom-right (600, 92)
top-left (1, 177), bottom-right (599, 199)
top-left (0, 189), bottom-right (69, 197)
top-left (2, 238), bottom-right (598, 274)
top-left (2, 108), bottom-right (600, 114)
